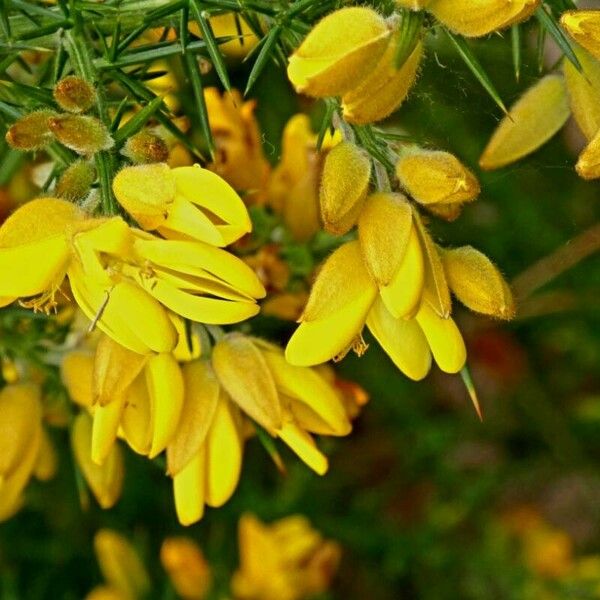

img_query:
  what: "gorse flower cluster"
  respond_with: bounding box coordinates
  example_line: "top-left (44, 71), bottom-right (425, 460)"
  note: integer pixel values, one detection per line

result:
top-left (0, 1), bottom-right (597, 592)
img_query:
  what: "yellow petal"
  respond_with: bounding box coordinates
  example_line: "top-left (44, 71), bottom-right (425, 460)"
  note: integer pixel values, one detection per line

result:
top-left (576, 128), bottom-right (600, 180)
top-left (479, 74), bottom-right (570, 170)
top-left (319, 141), bottom-right (371, 235)
top-left (358, 192), bottom-right (413, 286)
top-left (93, 335), bottom-right (148, 406)
top-left (379, 225), bottom-right (424, 319)
top-left (287, 7), bottom-right (391, 97)
top-left (160, 537), bottom-right (212, 600)
top-left (167, 360), bottom-right (220, 476)
top-left (260, 347), bottom-right (351, 436)
top-left (33, 428), bottom-right (58, 481)
top-left (92, 395), bottom-right (127, 465)
top-left (277, 421), bottom-right (328, 475)
top-left (415, 303), bottom-right (466, 374)
top-left (120, 373), bottom-right (152, 456)
top-left (61, 351), bottom-right (94, 407)
top-left (145, 353), bottom-right (185, 458)
top-left (561, 10), bottom-right (600, 62)
top-left (366, 297), bottom-right (432, 381)
top-left (212, 334), bottom-right (282, 433)
top-left (205, 397), bottom-right (243, 507)
top-left (173, 448), bottom-right (206, 526)
top-left (159, 195), bottom-right (224, 246)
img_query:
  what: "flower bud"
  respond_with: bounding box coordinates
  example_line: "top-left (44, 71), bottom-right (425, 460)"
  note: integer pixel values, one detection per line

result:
top-left (561, 11), bottom-right (600, 62)
top-left (160, 537), bottom-right (212, 600)
top-left (287, 7), bottom-right (391, 97)
top-left (396, 147), bottom-right (480, 205)
top-left (71, 413), bottom-right (124, 509)
top-left (342, 39), bottom-right (423, 125)
top-left (55, 160), bottom-right (96, 201)
top-left (576, 129), bottom-right (600, 180)
top-left (442, 246), bottom-right (515, 319)
top-left (5, 110), bottom-right (56, 151)
top-left (53, 76), bottom-right (96, 113)
top-left (479, 74), bottom-right (570, 170)
top-left (122, 130), bottom-right (169, 164)
top-left (428, 0), bottom-right (539, 38)
top-left (319, 141), bottom-right (371, 235)
top-left (48, 114), bottom-right (114, 155)
top-left (563, 44), bottom-right (600, 141)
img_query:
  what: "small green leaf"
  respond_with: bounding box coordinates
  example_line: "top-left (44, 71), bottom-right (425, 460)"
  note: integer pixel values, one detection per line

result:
top-left (316, 99), bottom-right (336, 152)
top-left (535, 5), bottom-right (582, 73)
top-left (244, 23), bottom-right (283, 96)
top-left (445, 30), bottom-right (508, 115)
top-left (460, 366), bottom-right (483, 422)
top-left (112, 94), bottom-right (163, 147)
top-left (511, 24), bottom-right (521, 82)
top-left (394, 9), bottom-right (424, 68)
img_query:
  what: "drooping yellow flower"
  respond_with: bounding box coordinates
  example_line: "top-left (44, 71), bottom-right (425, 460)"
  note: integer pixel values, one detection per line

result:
top-left (112, 163), bottom-right (252, 246)
top-left (231, 514), bottom-right (341, 600)
top-left (342, 38), bottom-right (423, 125)
top-left (268, 114), bottom-right (340, 241)
top-left (287, 7), bottom-right (392, 98)
top-left (0, 197), bottom-right (265, 354)
top-left (160, 537), bottom-right (212, 600)
top-left (0, 383), bottom-right (43, 521)
top-left (93, 529), bottom-right (151, 600)
top-left (479, 74), bottom-right (570, 170)
top-left (427, 0), bottom-right (539, 38)
top-left (561, 11), bottom-right (600, 62)
top-left (204, 88), bottom-right (270, 205)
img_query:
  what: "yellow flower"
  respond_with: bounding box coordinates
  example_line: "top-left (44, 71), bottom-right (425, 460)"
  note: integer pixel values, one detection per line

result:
top-left (342, 39), bottom-right (423, 125)
top-left (231, 513), bottom-right (341, 600)
top-left (112, 163), bottom-right (252, 246)
top-left (427, 0), bottom-right (539, 38)
top-left (204, 88), bottom-right (270, 205)
top-left (479, 74), bottom-right (570, 170)
top-left (160, 537), bottom-right (212, 600)
top-left (0, 197), bottom-right (265, 354)
top-left (561, 11), bottom-right (600, 62)
top-left (71, 413), bottom-right (124, 509)
top-left (0, 383), bottom-right (43, 521)
top-left (190, 13), bottom-right (258, 61)
top-left (287, 7), bottom-right (391, 98)
top-left (93, 529), bottom-right (150, 600)
top-left (576, 129), bottom-right (600, 180)
top-left (268, 114), bottom-right (340, 241)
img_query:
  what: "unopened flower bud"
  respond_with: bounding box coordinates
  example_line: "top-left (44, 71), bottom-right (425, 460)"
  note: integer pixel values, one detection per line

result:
top-left (396, 147), bottom-right (479, 205)
top-left (122, 130), bottom-right (169, 164)
top-left (429, 0), bottom-right (539, 38)
top-left (561, 11), bottom-right (600, 62)
top-left (422, 201), bottom-right (463, 222)
top-left (287, 7), bottom-right (391, 98)
top-left (576, 130), bottom-right (600, 180)
top-left (55, 160), bottom-right (96, 201)
top-left (48, 114), bottom-right (114, 155)
top-left (319, 141), bottom-right (371, 235)
top-left (563, 45), bottom-right (600, 141)
top-left (53, 76), bottom-right (97, 113)
top-left (442, 246), bottom-right (515, 319)
top-left (479, 74), bottom-right (569, 170)
top-left (5, 110), bottom-right (56, 151)
top-left (342, 38), bottom-right (423, 125)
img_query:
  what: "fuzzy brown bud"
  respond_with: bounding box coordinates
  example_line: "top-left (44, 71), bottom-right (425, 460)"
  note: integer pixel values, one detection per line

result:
top-left (5, 110), bottom-right (56, 151)
top-left (48, 114), bottom-right (114, 155)
top-left (122, 130), bottom-right (169, 164)
top-left (55, 161), bottom-right (96, 201)
top-left (53, 76), bottom-right (97, 113)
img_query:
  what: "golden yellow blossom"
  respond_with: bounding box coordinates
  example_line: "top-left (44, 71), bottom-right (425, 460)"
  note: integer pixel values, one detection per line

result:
top-left (479, 74), bottom-right (570, 170)
top-left (287, 7), bottom-right (391, 97)
top-left (160, 537), bottom-right (212, 600)
top-left (231, 514), bottom-right (341, 600)
top-left (319, 141), bottom-right (371, 235)
top-left (113, 163), bottom-right (252, 245)
top-left (561, 11), bottom-right (600, 62)
top-left (428, 0), bottom-right (539, 38)
top-left (576, 129), bottom-right (600, 180)
top-left (204, 88), bottom-right (270, 205)
top-left (342, 39), bottom-right (423, 125)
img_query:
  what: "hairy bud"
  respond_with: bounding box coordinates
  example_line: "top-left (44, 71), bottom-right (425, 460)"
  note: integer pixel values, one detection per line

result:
top-left (53, 76), bottom-right (96, 113)
top-left (5, 110), bottom-right (56, 151)
top-left (122, 130), bottom-right (169, 164)
top-left (55, 160), bottom-right (96, 201)
top-left (48, 114), bottom-right (114, 155)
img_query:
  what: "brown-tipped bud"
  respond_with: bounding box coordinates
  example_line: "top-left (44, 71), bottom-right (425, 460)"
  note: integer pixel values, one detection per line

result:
top-left (5, 110), bottom-right (56, 151)
top-left (48, 114), bottom-right (114, 155)
top-left (442, 246), bottom-right (515, 319)
top-left (396, 147), bottom-right (480, 205)
top-left (122, 130), bottom-right (169, 164)
top-left (55, 160), bottom-right (96, 201)
top-left (320, 142), bottom-right (371, 235)
top-left (53, 76), bottom-right (96, 113)
top-left (576, 130), bottom-right (600, 180)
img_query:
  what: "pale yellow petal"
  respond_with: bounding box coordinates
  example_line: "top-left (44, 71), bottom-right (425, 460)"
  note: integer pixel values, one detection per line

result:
top-left (173, 448), bottom-right (206, 526)
top-left (277, 421), bottom-right (328, 475)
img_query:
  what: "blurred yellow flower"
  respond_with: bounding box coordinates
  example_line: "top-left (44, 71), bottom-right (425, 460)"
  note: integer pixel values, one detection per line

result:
top-left (231, 513), bottom-right (341, 600)
top-left (561, 10), bottom-right (600, 62)
top-left (161, 537), bottom-right (212, 600)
